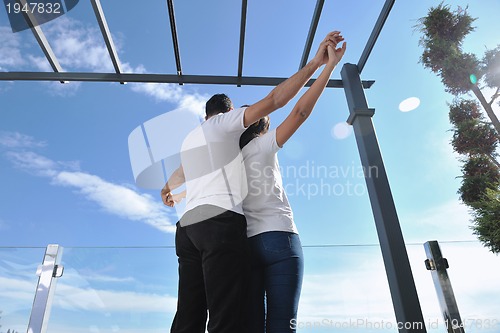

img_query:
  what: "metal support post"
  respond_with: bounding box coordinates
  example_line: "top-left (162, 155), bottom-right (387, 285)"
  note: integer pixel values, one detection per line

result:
top-left (341, 63), bottom-right (426, 333)
top-left (424, 240), bottom-right (465, 333)
top-left (27, 244), bottom-right (64, 333)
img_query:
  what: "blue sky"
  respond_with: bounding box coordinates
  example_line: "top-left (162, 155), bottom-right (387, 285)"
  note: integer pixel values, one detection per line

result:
top-left (1, 0), bottom-right (500, 332)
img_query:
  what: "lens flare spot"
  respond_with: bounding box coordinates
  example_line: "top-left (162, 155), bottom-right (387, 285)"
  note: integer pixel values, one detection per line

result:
top-left (398, 97), bottom-right (420, 112)
top-left (470, 74), bottom-right (478, 85)
top-left (331, 122), bottom-right (352, 140)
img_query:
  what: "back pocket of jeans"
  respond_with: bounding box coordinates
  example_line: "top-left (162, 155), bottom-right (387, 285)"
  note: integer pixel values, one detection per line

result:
top-left (261, 232), bottom-right (291, 254)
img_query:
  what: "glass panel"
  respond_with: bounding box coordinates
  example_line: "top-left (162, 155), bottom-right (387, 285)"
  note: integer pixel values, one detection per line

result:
top-left (2, 243), bottom-right (500, 332)
top-left (300, 245), bottom-right (398, 332)
top-left (48, 247), bottom-right (178, 333)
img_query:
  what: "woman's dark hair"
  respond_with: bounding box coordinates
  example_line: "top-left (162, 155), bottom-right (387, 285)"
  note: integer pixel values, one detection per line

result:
top-left (205, 93), bottom-right (233, 119)
top-left (239, 115), bottom-right (270, 149)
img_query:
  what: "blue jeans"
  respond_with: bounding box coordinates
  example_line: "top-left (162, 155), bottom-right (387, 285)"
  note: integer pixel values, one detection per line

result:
top-left (246, 231), bottom-right (304, 333)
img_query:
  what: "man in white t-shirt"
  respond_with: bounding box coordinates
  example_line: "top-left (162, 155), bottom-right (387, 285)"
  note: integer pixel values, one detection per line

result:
top-left (161, 31), bottom-right (341, 333)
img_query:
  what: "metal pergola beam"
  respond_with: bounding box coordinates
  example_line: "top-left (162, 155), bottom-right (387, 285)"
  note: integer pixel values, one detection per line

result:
top-left (90, 0), bottom-right (122, 76)
top-left (357, 0), bottom-right (395, 73)
top-left (166, 0), bottom-right (183, 82)
top-left (0, 72), bottom-right (375, 88)
top-left (17, 0), bottom-right (63, 77)
top-left (299, 0), bottom-right (324, 69)
top-left (237, 0), bottom-right (248, 87)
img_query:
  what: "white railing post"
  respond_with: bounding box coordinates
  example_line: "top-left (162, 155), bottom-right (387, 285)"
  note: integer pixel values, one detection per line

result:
top-left (27, 244), bottom-right (64, 333)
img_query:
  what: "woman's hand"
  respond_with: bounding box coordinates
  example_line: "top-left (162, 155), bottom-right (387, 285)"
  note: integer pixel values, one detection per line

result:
top-left (327, 35), bottom-right (347, 67)
top-left (313, 31), bottom-right (344, 66)
top-left (162, 190), bottom-right (186, 207)
top-left (161, 188), bottom-right (175, 207)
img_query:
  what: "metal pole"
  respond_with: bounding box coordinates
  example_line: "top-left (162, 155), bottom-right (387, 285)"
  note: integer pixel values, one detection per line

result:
top-left (236, 0), bottom-right (248, 87)
top-left (90, 0), bottom-right (123, 77)
top-left (166, 0), bottom-right (183, 83)
top-left (424, 240), bottom-right (465, 333)
top-left (341, 63), bottom-right (426, 333)
top-left (0, 72), bottom-right (374, 88)
top-left (357, 0), bottom-right (395, 73)
top-left (298, 0), bottom-right (324, 70)
top-left (27, 244), bottom-right (64, 333)
top-left (16, 0), bottom-right (64, 83)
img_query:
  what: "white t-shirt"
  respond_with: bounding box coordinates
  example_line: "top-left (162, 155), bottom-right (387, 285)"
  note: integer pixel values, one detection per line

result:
top-left (180, 107), bottom-right (248, 225)
top-left (242, 128), bottom-right (298, 237)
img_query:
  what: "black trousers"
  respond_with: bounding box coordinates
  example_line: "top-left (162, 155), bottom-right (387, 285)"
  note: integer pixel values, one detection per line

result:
top-left (171, 205), bottom-right (249, 333)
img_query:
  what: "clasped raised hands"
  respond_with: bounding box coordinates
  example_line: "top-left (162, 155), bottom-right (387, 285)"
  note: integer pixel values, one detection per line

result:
top-left (313, 31), bottom-right (347, 67)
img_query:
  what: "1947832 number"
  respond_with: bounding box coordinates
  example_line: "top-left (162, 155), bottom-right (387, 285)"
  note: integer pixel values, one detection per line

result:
top-left (6, 1), bottom-right (61, 14)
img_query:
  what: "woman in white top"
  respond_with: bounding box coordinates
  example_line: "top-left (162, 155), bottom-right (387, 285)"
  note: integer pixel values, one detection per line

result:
top-left (241, 33), bottom-right (346, 333)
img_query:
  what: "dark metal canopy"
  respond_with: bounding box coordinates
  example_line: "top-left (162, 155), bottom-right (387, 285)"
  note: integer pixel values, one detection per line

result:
top-left (0, 0), bottom-right (392, 87)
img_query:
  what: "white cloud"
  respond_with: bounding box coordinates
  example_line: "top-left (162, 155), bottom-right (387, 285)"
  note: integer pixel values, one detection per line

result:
top-left (53, 171), bottom-right (175, 233)
top-left (129, 83), bottom-right (183, 103)
top-left (55, 282), bottom-right (177, 313)
top-left (299, 263), bottom-right (396, 324)
top-left (80, 273), bottom-right (135, 284)
top-left (5, 150), bottom-right (58, 177)
top-left (129, 83), bottom-right (207, 118)
top-left (0, 26), bottom-right (25, 70)
top-left (0, 261), bottom-right (176, 332)
top-left (2, 16), bottom-right (208, 111)
top-left (0, 131), bottom-right (47, 148)
top-left (2, 18), bottom-right (208, 113)
top-left (2, 132), bottom-right (176, 233)
top-left (1, 17), bottom-right (113, 73)
top-left (0, 276), bottom-right (38, 312)
top-left (0, 274), bottom-right (176, 314)
top-left (47, 326), bottom-right (171, 333)
top-left (42, 17), bottom-right (113, 72)
top-left (401, 200), bottom-right (476, 243)
top-left (27, 54), bottom-right (54, 72)
top-left (43, 80), bottom-right (83, 97)
top-left (178, 93), bottom-right (207, 114)
top-left (40, 16), bottom-right (208, 111)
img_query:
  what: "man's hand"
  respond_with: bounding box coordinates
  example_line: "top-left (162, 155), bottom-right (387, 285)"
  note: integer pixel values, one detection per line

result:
top-left (313, 31), bottom-right (345, 67)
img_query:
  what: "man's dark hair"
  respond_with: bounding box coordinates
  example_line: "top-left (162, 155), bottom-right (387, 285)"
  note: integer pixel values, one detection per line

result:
top-left (239, 116), bottom-right (270, 149)
top-left (205, 94), bottom-right (233, 119)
